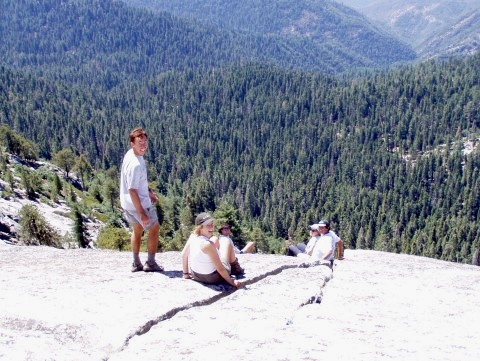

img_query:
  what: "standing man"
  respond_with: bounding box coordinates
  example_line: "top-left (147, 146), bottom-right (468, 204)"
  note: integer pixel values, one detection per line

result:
top-left (120, 127), bottom-right (163, 272)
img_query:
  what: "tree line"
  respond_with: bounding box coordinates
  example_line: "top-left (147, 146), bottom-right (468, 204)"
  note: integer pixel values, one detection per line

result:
top-left (0, 0), bottom-right (415, 91)
top-left (1, 51), bottom-right (479, 262)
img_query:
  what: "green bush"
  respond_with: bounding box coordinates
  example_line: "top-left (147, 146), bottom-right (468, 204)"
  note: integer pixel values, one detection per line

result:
top-left (18, 205), bottom-right (61, 247)
top-left (96, 226), bottom-right (131, 251)
top-left (0, 125), bottom-right (38, 161)
top-left (162, 228), bottom-right (188, 252)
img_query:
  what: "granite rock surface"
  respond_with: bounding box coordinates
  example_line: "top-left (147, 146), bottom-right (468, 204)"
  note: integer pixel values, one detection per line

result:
top-left (1, 244), bottom-right (479, 361)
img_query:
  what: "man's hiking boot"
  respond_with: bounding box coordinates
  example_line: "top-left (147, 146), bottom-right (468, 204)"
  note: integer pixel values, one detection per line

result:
top-left (131, 262), bottom-right (143, 272)
top-left (143, 261), bottom-right (164, 272)
top-left (230, 257), bottom-right (245, 276)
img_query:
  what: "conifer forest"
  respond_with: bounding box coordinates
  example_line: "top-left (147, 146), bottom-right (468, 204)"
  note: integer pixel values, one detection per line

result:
top-left (1, 0), bottom-right (479, 262)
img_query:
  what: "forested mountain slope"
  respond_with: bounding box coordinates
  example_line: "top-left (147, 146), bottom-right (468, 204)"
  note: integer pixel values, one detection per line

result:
top-left (0, 0), bottom-right (414, 88)
top-left (122, 0), bottom-right (416, 66)
top-left (418, 10), bottom-right (480, 60)
top-left (0, 0), bottom-right (255, 86)
top-left (338, 0), bottom-right (480, 59)
top-left (1, 52), bottom-right (479, 262)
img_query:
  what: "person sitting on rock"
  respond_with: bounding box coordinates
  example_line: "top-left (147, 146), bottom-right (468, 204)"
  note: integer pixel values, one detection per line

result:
top-left (210, 223), bottom-right (254, 275)
top-left (286, 223), bottom-right (332, 267)
top-left (213, 223), bottom-right (255, 254)
top-left (317, 219), bottom-right (344, 264)
top-left (181, 213), bottom-right (243, 288)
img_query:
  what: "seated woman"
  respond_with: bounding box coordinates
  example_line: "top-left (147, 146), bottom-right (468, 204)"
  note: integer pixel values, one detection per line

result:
top-left (181, 212), bottom-right (243, 288)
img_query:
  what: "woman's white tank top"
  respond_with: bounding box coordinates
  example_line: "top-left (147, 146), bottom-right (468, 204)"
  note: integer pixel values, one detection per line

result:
top-left (189, 235), bottom-right (217, 274)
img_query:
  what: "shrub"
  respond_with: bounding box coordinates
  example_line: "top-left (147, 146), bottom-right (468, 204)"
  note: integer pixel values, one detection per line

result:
top-left (96, 226), bottom-right (130, 251)
top-left (0, 125), bottom-right (38, 160)
top-left (18, 204), bottom-right (61, 247)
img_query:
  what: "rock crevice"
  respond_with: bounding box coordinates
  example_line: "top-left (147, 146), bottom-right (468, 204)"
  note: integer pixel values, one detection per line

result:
top-left (121, 261), bottom-right (332, 354)
top-left (3, 246), bottom-right (479, 361)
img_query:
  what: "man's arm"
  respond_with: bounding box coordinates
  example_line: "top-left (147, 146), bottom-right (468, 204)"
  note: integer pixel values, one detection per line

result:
top-left (323, 249), bottom-right (333, 261)
top-left (148, 187), bottom-right (158, 203)
top-left (305, 238), bottom-right (315, 256)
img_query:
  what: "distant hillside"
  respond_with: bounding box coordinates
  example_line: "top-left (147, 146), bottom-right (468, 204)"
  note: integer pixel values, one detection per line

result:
top-left (418, 10), bottom-right (480, 60)
top-left (338, 0), bottom-right (480, 59)
top-left (0, 0), bottom-right (246, 85)
top-left (0, 0), bottom-right (414, 85)
top-left (121, 0), bottom-right (416, 67)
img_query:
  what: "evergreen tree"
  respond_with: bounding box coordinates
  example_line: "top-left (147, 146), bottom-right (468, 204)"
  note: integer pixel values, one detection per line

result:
top-left (72, 206), bottom-right (87, 248)
top-left (53, 149), bottom-right (76, 178)
top-left (74, 154), bottom-right (93, 190)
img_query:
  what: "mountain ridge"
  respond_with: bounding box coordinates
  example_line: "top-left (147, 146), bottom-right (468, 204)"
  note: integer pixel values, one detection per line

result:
top-left (119, 0), bottom-right (416, 68)
top-left (0, 0), bottom-right (416, 83)
top-left (338, 0), bottom-right (480, 59)
top-left (418, 10), bottom-right (480, 59)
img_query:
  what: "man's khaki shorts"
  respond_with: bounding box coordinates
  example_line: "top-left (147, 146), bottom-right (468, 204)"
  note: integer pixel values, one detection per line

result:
top-left (123, 206), bottom-right (158, 230)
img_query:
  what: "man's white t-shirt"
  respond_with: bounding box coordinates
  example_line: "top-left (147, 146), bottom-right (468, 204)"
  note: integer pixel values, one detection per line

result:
top-left (327, 231), bottom-right (341, 261)
top-left (310, 235), bottom-right (334, 262)
top-left (120, 148), bottom-right (151, 211)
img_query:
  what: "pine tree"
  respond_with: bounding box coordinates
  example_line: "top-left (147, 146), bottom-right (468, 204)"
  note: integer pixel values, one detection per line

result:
top-left (53, 149), bottom-right (76, 178)
top-left (72, 206), bottom-right (87, 248)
